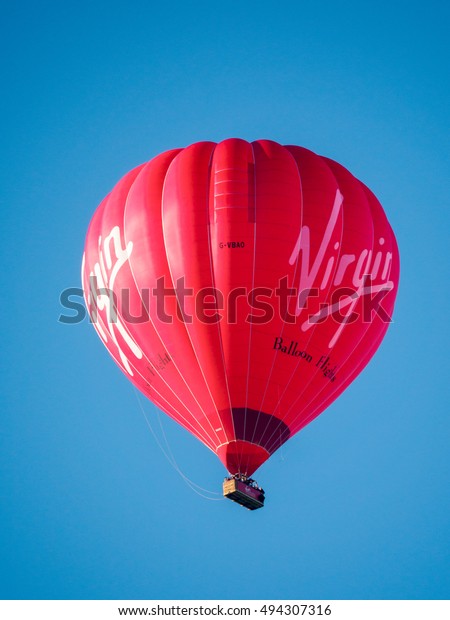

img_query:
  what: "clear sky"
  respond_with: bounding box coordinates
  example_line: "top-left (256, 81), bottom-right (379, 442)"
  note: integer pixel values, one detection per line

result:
top-left (1, 0), bottom-right (449, 601)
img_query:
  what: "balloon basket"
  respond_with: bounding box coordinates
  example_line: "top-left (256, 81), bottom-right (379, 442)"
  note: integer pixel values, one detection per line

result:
top-left (223, 476), bottom-right (265, 510)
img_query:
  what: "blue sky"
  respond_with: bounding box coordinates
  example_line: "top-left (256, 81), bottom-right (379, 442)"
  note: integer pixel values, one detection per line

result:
top-left (1, 0), bottom-right (449, 600)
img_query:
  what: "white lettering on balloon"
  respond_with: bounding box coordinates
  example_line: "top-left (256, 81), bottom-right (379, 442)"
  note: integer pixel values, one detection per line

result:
top-left (289, 189), bottom-right (394, 348)
top-left (88, 226), bottom-right (142, 376)
top-left (289, 189), bottom-right (344, 312)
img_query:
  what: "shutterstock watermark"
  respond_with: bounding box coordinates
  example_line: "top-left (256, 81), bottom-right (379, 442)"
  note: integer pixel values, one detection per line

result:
top-left (59, 275), bottom-right (393, 327)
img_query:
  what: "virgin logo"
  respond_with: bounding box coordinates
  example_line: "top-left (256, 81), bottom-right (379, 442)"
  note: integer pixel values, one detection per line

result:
top-left (83, 226), bottom-right (142, 376)
top-left (289, 189), bottom-right (395, 347)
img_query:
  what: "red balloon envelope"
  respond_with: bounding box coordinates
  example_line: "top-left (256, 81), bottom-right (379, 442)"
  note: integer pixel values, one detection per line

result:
top-left (82, 139), bottom-right (399, 477)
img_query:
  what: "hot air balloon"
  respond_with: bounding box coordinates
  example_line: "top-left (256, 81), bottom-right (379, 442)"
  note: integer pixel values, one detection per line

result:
top-left (82, 139), bottom-right (399, 510)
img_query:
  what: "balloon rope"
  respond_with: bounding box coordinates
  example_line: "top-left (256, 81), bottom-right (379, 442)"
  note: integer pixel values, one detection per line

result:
top-left (133, 389), bottom-right (224, 501)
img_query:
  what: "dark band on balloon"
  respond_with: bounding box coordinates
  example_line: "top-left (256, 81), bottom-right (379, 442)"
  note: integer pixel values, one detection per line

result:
top-left (225, 407), bottom-right (291, 453)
